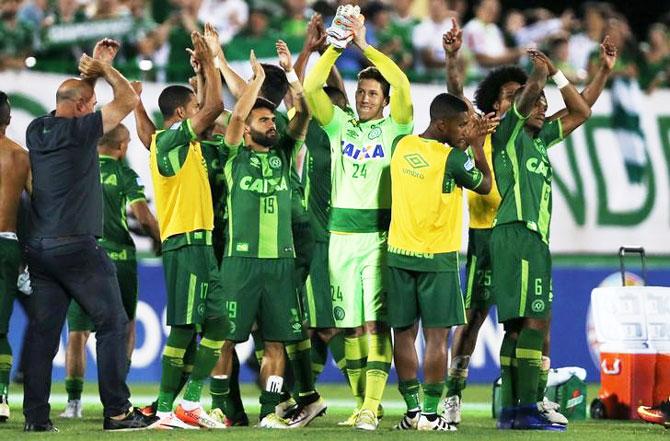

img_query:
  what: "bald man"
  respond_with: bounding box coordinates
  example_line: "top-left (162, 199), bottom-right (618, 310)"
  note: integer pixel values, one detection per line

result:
top-left (22, 40), bottom-right (153, 432)
top-left (0, 91), bottom-right (31, 424)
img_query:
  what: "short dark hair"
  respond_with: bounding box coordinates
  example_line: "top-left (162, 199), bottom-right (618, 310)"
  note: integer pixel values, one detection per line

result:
top-left (251, 97), bottom-right (277, 113)
top-left (474, 65), bottom-right (528, 114)
top-left (98, 124), bottom-right (129, 149)
top-left (324, 86), bottom-right (347, 109)
top-left (260, 63), bottom-right (289, 107)
top-left (0, 92), bottom-right (10, 126)
top-left (158, 85), bottom-right (194, 118)
top-left (429, 93), bottom-right (468, 121)
top-left (357, 67), bottom-right (390, 98)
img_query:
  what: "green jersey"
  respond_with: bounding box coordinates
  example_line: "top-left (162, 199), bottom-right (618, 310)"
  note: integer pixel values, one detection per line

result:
top-left (98, 155), bottom-right (146, 257)
top-left (323, 106), bottom-right (413, 233)
top-left (223, 134), bottom-right (299, 258)
top-left (200, 134), bottom-right (229, 231)
top-left (492, 103), bottom-right (564, 243)
top-left (301, 119), bottom-right (333, 243)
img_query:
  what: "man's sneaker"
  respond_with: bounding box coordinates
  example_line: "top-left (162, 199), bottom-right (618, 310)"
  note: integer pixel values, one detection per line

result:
top-left (0, 395), bottom-right (9, 422)
top-left (275, 397), bottom-right (297, 418)
top-left (59, 399), bottom-right (83, 418)
top-left (417, 413), bottom-right (457, 431)
top-left (443, 395), bottom-right (461, 425)
top-left (497, 407), bottom-right (516, 430)
top-left (513, 404), bottom-right (567, 431)
top-left (258, 413), bottom-right (290, 429)
top-left (539, 398), bottom-right (568, 426)
top-left (354, 408), bottom-right (378, 431)
top-left (288, 397), bottom-right (327, 428)
top-left (393, 410), bottom-right (420, 430)
top-left (175, 404), bottom-right (227, 429)
top-left (104, 408), bottom-right (156, 431)
top-left (24, 419), bottom-right (59, 432)
top-left (149, 412), bottom-right (199, 430)
top-left (338, 408), bottom-right (359, 426)
top-left (638, 400), bottom-right (670, 426)
top-left (139, 401), bottom-right (157, 418)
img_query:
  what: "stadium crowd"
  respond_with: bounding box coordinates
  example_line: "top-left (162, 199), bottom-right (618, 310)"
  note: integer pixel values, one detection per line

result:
top-left (0, 0), bottom-right (669, 90)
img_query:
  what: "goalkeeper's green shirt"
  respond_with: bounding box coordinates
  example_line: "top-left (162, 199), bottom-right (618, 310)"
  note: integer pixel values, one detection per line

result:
top-left (492, 103), bottom-right (564, 244)
top-left (98, 155), bottom-right (146, 257)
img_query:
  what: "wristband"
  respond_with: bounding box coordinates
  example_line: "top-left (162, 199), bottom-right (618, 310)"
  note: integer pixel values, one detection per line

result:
top-left (552, 70), bottom-right (569, 89)
top-left (286, 69), bottom-right (299, 83)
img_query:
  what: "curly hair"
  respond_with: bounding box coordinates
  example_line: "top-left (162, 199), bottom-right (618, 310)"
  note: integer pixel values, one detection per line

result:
top-left (474, 65), bottom-right (528, 114)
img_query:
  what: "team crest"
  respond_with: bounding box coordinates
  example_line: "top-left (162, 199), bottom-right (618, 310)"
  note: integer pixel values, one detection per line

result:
top-left (368, 127), bottom-right (382, 140)
top-left (269, 156), bottom-right (282, 169)
top-left (532, 299), bottom-right (545, 313)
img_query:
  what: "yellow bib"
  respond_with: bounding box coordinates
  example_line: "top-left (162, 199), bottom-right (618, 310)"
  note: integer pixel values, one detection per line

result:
top-left (149, 131), bottom-right (213, 241)
top-left (467, 134), bottom-right (501, 229)
top-left (389, 135), bottom-right (463, 254)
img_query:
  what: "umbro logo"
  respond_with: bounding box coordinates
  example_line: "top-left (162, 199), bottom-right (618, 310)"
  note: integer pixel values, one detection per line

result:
top-left (404, 153), bottom-right (429, 169)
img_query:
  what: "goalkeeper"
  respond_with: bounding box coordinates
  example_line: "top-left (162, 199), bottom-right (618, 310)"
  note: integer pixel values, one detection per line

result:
top-left (304, 5), bottom-right (413, 431)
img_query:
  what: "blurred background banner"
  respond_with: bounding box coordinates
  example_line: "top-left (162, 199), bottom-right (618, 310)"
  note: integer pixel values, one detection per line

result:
top-left (7, 262), bottom-right (670, 383)
top-left (2, 70), bottom-right (669, 253)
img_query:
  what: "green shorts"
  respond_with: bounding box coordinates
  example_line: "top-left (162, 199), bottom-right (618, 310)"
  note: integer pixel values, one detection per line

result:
top-left (490, 222), bottom-right (552, 323)
top-left (329, 232), bottom-right (388, 328)
top-left (67, 257), bottom-right (139, 332)
top-left (464, 228), bottom-right (494, 310)
top-left (163, 244), bottom-right (226, 326)
top-left (304, 240), bottom-right (335, 328)
top-left (0, 237), bottom-right (20, 334)
top-left (388, 266), bottom-right (466, 328)
top-left (221, 257), bottom-right (303, 342)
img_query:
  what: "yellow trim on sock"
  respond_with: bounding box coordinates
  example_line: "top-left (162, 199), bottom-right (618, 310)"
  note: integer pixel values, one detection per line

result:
top-left (163, 345), bottom-right (186, 358)
top-left (200, 338), bottom-right (224, 350)
top-left (183, 364), bottom-right (194, 373)
top-left (296, 338), bottom-right (311, 352)
top-left (500, 356), bottom-right (512, 366)
top-left (344, 335), bottom-right (366, 360)
top-left (516, 348), bottom-right (543, 359)
top-left (0, 354), bottom-right (12, 365)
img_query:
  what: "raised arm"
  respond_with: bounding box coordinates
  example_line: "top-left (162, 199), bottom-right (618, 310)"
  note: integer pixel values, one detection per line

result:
top-left (535, 51), bottom-right (591, 136)
top-left (464, 113), bottom-right (498, 194)
top-left (130, 200), bottom-right (161, 243)
top-left (549, 36), bottom-right (617, 121)
top-left (443, 18), bottom-right (465, 99)
top-left (277, 40), bottom-right (310, 142)
top-left (304, 46), bottom-right (341, 126)
top-left (225, 51), bottom-right (265, 147)
top-left (79, 54), bottom-right (138, 134)
top-left (351, 15), bottom-right (412, 125)
top-left (295, 14), bottom-right (327, 82)
top-left (203, 22), bottom-right (247, 99)
top-left (515, 49), bottom-right (550, 117)
top-left (130, 81), bottom-right (156, 150)
top-left (189, 31), bottom-right (224, 136)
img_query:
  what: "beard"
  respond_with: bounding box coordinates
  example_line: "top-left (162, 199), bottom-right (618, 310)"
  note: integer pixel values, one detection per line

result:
top-left (250, 127), bottom-right (277, 148)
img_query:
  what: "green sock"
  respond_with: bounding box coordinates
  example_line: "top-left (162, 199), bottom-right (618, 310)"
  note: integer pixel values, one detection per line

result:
top-left (499, 333), bottom-right (517, 409)
top-left (344, 334), bottom-right (368, 407)
top-left (157, 327), bottom-right (195, 412)
top-left (328, 332), bottom-right (348, 381)
top-left (183, 333), bottom-right (224, 403)
top-left (0, 337), bottom-right (11, 397)
top-left (446, 355), bottom-right (469, 398)
top-left (537, 356), bottom-right (550, 401)
top-left (210, 376), bottom-right (231, 413)
top-left (515, 328), bottom-right (544, 406)
top-left (65, 376), bottom-right (84, 401)
top-left (252, 329), bottom-right (264, 366)
top-left (259, 390), bottom-right (281, 419)
top-left (422, 382), bottom-right (445, 414)
top-left (310, 336), bottom-right (328, 381)
top-left (398, 378), bottom-right (420, 412)
top-left (174, 336), bottom-right (197, 401)
top-left (286, 338), bottom-right (316, 403)
top-left (361, 331), bottom-right (392, 415)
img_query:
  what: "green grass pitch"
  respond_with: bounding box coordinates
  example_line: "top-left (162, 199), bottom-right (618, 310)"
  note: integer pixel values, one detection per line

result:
top-left (1, 383), bottom-right (666, 440)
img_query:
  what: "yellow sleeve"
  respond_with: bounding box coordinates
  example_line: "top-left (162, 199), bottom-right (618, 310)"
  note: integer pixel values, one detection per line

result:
top-left (304, 46), bottom-right (342, 127)
top-left (362, 45), bottom-right (413, 125)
